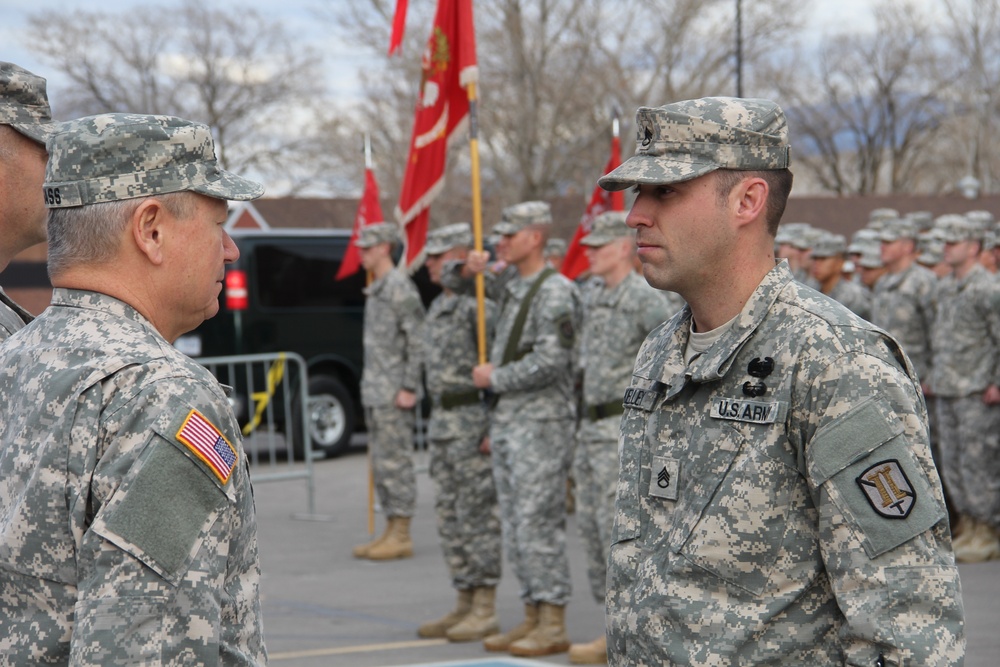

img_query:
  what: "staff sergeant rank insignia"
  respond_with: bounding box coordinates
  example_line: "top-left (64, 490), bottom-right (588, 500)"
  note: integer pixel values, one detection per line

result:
top-left (856, 459), bottom-right (916, 519)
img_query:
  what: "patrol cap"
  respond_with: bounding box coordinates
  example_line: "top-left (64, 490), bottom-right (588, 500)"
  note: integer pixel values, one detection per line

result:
top-left (906, 210), bottom-right (934, 232)
top-left (934, 214), bottom-right (981, 243)
top-left (857, 248), bottom-right (884, 269)
top-left (774, 221), bottom-right (809, 246)
top-left (581, 211), bottom-right (631, 247)
top-left (494, 200), bottom-right (552, 235)
top-left (847, 228), bottom-right (880, 256)
top-left (544, 238), bottom-right (567, 256)
top-left (966, 209), bottom-right (995, 229)
top-left (810, 232), bottom-right (847, 258)
top-left (425, 222), bottom-right (473, 255)
top-left (44, 113), bottom-right (263, 208)
top-left (917, 230), bottom-right (945, 266)
top-left (0, 61), bottom-right (55, 144)
top-left (598, 96), bottom-right (790, 191)
top-left (868, 207), bottom-right (899, 226)
top-left (355, 221), bottom-right (401, 248)
top-left (879, 217), bottom-right (918, 242)
top-left (790, 225), bottom-right (823, 251)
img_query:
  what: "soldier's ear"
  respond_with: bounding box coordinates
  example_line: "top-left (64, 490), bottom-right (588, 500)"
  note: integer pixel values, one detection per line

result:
top-left (131, 198), bottom-right (170, 266)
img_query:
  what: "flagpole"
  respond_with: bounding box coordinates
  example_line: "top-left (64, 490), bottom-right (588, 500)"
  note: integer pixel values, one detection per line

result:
top-left (467, 82), bottom-right (488, 364)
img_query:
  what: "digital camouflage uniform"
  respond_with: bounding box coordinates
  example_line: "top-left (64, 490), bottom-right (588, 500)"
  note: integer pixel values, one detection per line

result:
top-left (827, 276), bottom-right (872, 320)
top-left (422, 255), bottom-right (501, 591)
top-left (596, 97), bottom-right (963, 666)
top-left (0, 290), bottom-right (266, 664)
top-left (931, 260), bottom-right (1000, 530)
top-left (361, 257), bottom-right (425, 519)
top-left (575, 268), bottom-right (670, 604)
top-left (606, 262), bottom-right (964, 665)
top-left (0, 62), bottom-right (55, 342)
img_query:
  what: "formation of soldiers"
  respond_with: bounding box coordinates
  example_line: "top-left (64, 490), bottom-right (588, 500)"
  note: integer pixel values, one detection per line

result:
top-left (353, 204), bottom-right (684, 663)
top-left (777, 210), bottom-right (1000, 563)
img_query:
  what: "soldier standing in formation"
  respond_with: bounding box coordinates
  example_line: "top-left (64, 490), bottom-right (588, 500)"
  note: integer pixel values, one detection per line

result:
top-left (416, 223), bottom-right (503, 642)
top-left (930, 214), bottom-right (1000, 562)
top-left (0, 62), bottom-right (54, 340)
top-left (467, 201), bottom-right (581, 657)
top-left (808, 231), bottom-right (871, 319)
top-left (0, 113), bottom-right (267, 663)
top-left (352, 221), bottom-right (426, 561)
top-left (567, 211), bottom-right (672, 664)
top-left (598, 96), bottom-right (964, 665)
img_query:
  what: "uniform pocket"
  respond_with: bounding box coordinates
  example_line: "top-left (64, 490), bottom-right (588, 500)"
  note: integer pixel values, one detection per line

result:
top-left (70, 596), bottom-right (165, 664)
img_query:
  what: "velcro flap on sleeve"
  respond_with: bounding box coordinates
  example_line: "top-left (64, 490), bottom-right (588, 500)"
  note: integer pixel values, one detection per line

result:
top-left (809, 396), bottom-right (904, 484)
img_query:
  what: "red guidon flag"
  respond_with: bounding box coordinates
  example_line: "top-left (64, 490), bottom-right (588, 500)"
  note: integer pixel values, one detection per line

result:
top-left (388, 0), bottom-right (408, 55)
top-left (394, 0), bottom-right (477, 268)
top-left (560, 133), bottom-right (625, 280)
top-left (336, 168), bottom-right (385, 280)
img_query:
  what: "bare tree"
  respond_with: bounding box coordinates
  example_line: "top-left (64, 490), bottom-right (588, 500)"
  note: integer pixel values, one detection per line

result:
top-left (25, 0), bottom-right (326, 193)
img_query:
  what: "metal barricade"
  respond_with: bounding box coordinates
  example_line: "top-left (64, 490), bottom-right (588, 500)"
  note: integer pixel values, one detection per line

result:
top-left (197, 352), bottom-right (327, 520)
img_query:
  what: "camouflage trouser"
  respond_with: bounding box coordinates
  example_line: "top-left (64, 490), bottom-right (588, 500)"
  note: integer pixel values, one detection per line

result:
top-left (936, 393), bottom-right (1000, 528)
top-left (573, 432), bottom-right (619, 604)
top-left (429, 428), bottom-right (502, 590)
top-left (490, 416), bottom-right (573, 606)
top-left (367, 405), bottom-right (416, 518)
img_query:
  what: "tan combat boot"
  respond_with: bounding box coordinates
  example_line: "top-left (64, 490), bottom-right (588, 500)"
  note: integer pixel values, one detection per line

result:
top-left (483, 602), bottom-right (538, 652)
top-left (367, 516), bottom-right (414, 560)
top-left (568, 635), bottom-right (608, 664)
top-left (950, 514), bottom-right (974, 550)
top-left (509, 602), bottom-right (570, 657)
top-left (417, 589), bottom-right (472, 638)
top-left (446, 586), bottom-right (499, 642)
top-left (351, 518), bottom-right (392, 559)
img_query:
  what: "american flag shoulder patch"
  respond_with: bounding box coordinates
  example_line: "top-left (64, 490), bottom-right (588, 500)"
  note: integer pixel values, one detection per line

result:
top-left (175, 409), bottom-right (238, 485)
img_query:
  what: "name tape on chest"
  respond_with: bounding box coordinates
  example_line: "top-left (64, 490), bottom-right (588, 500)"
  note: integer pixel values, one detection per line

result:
top-left (623, 385), bottom-right (663, 411)
top-left (710, 398), bottom-right (783, 424)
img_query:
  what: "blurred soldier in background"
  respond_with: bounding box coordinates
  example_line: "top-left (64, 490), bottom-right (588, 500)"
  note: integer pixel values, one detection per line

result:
top-left (544, 237), bottom-right (567, 270)
top-left (809, 231), bottom-right (871, 319)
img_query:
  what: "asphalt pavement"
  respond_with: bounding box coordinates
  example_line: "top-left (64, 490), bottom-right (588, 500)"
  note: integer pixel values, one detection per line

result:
top-left (251, 439), bottom-right (1000, 667)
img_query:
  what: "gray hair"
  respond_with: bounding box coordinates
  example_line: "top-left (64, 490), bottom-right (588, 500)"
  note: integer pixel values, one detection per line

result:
top-left (47, 191), bottom-right (195, 279)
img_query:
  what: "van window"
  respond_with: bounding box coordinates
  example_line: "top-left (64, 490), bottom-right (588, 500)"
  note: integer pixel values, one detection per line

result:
top-left (254, 242), bottom-right (366, 309)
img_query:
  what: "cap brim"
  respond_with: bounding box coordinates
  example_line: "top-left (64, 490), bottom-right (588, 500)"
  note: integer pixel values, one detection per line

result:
top-left (493, 222), bottom-right (519, 235)
top-left (191, 169), bottom-right (264, 201)
top-left (597, 154), bottom-right (717, 191)
top-left (9, 121), bottom-right (56, 145)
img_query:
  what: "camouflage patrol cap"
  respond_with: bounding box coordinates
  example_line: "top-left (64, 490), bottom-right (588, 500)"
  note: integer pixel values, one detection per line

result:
top-left (774, 221), bottom-right (809, 246)
top-left (598, 97), bottom-right (790, 191)
top-left (43, 113), bottom-right (263, 207)
top-left (866, 208), bottom-right (898, 231)
top-left (425, 222), bottom-right (473, 255)
top-left (917, 230), bottom-right (945, 265)
top-left (790, 225), bottom-right (823, 251)
top-left (810, 232), bottom-right (847, 258)
top-left (544, 238), bottom-right (567, 256)
top-left (847, 228), bottom-right (880, 256)
top-left (857, 247), bottom-right (884, 269)
top-left (355, 221), bottom-right (401, 248)
top-left (965, 209), bottom-right (995, 229)
top-left (494, 200), bottom-right (552, 235)
top-left (0, 62), bottom-right (55, 144)
top-left (581, 211), bottom-right (631, 247)
top-left (879, 217), bottom-right (918, 242)
top-left (906, 210), bottom-right (934, 232)
top-left (934, 214), bottom-right (981, 243)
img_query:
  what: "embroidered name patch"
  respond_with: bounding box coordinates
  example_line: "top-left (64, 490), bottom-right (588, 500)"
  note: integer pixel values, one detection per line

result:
top-left (623, 386), bottom-right (662, 411)
top-left (176, 409), bottom-right (238, 485)
top-left (710, 398), bottom-right (782, 424)
top-left (649, 457), bottom-right (680, 501)
top-left (856, 459), bottom-right (915, 519)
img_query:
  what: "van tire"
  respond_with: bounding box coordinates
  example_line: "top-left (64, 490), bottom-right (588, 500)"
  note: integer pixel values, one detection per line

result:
top-left (291, 375), bottom-right (356, 460)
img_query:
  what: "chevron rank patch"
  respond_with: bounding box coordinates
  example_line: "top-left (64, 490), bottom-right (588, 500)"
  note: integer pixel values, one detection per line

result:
top-left (176, 409), bottom-right (238, 484)
top-left (856, 459), bottom-right (915, 519)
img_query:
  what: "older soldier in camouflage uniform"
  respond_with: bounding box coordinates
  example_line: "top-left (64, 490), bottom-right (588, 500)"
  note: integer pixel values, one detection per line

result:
top-left (416, 223), bottom-right (502, 642)
top-left (0, 114), bottom-right (266, 664)
top-left (598, 97), bottom-right (964, 666)
top-left (931, 214), bottom-right (1000, 562)
top-left (808, 231), bottom-right (871, 319)
top-left (568, 211), bottom-right (671, 665)
top-left (352, 221), bottom-right (426, 560)
top-left (466, 200), bottom-right (581, 657)
top-left (0, 62), bottom-right (55, 340)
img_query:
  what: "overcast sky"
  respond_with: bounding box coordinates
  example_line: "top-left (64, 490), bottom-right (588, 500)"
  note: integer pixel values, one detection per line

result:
top-left (1, 0), bottom-right (944, 117)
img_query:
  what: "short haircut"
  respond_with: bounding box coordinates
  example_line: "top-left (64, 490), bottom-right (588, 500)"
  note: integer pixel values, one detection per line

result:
top-left (714, 168), bottom-right (794, 237)
top-left (47, 191), bottom-right (195, 279)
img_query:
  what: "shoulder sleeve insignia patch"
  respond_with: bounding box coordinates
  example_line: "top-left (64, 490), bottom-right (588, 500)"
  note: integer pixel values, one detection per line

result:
top-left (176, 409), bottom-right (238, 485)
top-left (856, 459), bottom-right (915, 519)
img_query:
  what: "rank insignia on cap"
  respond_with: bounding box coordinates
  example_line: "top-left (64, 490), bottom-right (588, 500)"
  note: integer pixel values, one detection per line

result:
top-left (176, 409), bottom-right (238, 484)
top-left (856, 459), bottom-right (915, 519)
